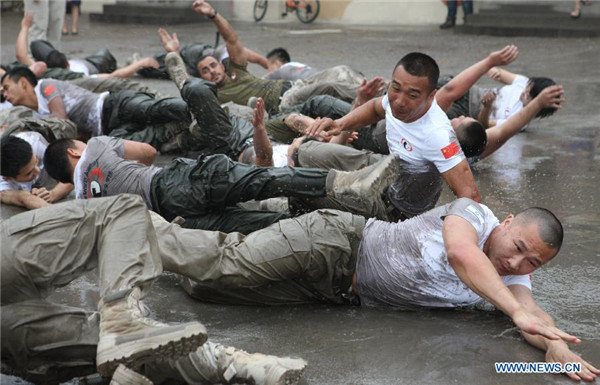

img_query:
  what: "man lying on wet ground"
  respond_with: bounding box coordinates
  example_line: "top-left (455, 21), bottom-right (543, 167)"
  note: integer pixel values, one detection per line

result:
top-left (158, 198), bottom-right (598, 382)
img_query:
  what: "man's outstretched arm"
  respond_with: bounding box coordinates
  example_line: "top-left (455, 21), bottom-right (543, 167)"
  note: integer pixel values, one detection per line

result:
top-left (437, 45), bottom-right (519, 112)
top-left (0, 189), bottom-right (50, 209)
top-left (16, 11), bottom-right (35, 66)
top-left (443, 214), bottom-right (580, 344)
top-left (192, 0), bottom-right (247, 67)
top-left (480, 85), bottom-right (564, 160)
top-left (251, 98), bottom-right (274, 167)
top-left (441, 160), bottom-right (482, 203)
top-left (509, 284), bottom-right (599, 382)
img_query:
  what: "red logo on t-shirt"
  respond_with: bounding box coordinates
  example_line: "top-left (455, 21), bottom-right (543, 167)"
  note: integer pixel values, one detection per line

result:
top-left (87, 168), bottom-right (105, 198)
top-left (400, 138), bottom-right (413, 152)
top-left (441, 141), bottom-right (460, 159)
top-left (43, 84), bottom-right (57, 97)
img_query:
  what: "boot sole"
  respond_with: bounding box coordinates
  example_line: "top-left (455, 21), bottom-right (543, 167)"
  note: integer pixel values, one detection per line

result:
top-left (269, 358), bottom-right (307, 385)
top-left (357, 155), bottom-right (400, 220)
top-left (97, 322), bottom-right (207, 377)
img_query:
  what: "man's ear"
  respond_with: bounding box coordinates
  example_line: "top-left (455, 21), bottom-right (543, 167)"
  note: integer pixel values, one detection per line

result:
top-left (502, 214), bottom-right (515, 227)
top-left (428, 88), bottom-right (438, 103)
top-left (66, 147), bottom-right (82, 158)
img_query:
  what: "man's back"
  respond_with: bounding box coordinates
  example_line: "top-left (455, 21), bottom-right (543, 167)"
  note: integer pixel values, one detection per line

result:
top-left (74, 136), bottom-right (160, 208)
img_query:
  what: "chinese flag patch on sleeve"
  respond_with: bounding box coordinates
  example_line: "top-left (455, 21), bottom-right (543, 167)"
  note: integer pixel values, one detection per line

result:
top-left (441, 141), bottom-right (460, 159)
top-left (43, 84), bottom-right (57, 97)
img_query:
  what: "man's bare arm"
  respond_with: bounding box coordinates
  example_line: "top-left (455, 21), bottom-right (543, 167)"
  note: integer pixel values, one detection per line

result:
top-left (487, 66), bottom-right (517, 85)
top-left (122, 140), bottom-right (157, 166)
top-left (1, 189), bottom-right (50, 209)
top-left (16, 12), bottom-right (35, 66)
top-left (441, 159), bottom-right (482, 202)
top-left (437, 45), bottom-right (519, 112)
top-left (443, 214), bottom-right (580, 344)
top-left (245, 48), bottom-right (269, 69)
top-left (251, 98), bottom-right (274, 167)
top-left (47, 97), bottom-right (68, 120)
top-left (307, 96), bottom-right (385, 138)
top-left (480, 85), bottom-right (564, 160)
top-left (48, 182), bottom-right (74, 203)
top-left (192, 0), bottom-right (247, 67)
top-left (509, 285), bottom-right (599, 382)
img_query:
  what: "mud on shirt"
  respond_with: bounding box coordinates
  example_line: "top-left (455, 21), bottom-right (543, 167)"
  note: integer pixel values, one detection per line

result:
top-left (74, 136), bottom-right (160, 209)
top-left (35, 79), bottom-right (107, 137)
top-left (355, 198), bottom-right (531, 309)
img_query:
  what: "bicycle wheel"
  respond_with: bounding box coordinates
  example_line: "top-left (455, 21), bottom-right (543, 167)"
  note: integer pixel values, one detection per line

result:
top-left (253, 0), bottom-right (268, 22)
top-left (295, 0), bottom-right (319, 23)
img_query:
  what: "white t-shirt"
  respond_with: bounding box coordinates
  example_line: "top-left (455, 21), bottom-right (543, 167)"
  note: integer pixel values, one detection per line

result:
top-left (492, 75), bottom-right (529, 129)
top-left (356, 198), bottom-right (531, 309)
top-left (383, 95), bottom-right (465, 174)
top-left (0, 131), bottom-right (48, 192)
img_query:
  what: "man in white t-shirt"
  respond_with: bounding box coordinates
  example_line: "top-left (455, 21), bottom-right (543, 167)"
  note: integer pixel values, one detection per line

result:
top-left (0, 132), bottom-right (73, 209)
top-left (166, 198), bottom-right (597, 381)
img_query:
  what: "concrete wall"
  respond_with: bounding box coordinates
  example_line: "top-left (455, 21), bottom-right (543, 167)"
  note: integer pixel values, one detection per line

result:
top-left (232, 0), bottom-right (451, 25)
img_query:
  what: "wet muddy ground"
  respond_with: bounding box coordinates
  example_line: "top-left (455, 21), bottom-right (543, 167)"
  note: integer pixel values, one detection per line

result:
top-left (1, 9), bottom-right (599, 385)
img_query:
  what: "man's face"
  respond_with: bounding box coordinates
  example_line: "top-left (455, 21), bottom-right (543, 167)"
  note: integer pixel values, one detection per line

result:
top-left (520, 83), bottom-right (533, 106)
top-left (1, 77), bottom-right (31, 106)
top-left (12, 154), bottom-right (40, 183)
top-left (197, 57), bottom-right (227, 86)
top-left (487, 217), bottom-right (556, 276)
top-left (450, 115), bottom-right (478, 130)
top-left (387, 65), bottom-right (436, 123)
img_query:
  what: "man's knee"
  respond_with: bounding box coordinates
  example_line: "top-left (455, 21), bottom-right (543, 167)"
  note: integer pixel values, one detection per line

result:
top-left (181, 77), bottom-right (218, 100)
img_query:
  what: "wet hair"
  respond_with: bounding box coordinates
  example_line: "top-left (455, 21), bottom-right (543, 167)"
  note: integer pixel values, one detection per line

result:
top-left (290, 136), bottom-right (319, 167)
top-left (240, 146), bottom-right (257, 165)
top-left (528, 77), bottom-right (558, 118)
top-left (197, 54), bottom-right (219, 65)
top-left (1, 135), bottom-right (33, 177)
top-left (455, 120), bottom-right (487, 158)
top-left (513, 207), bottom-right (564, 255)
top-left (3, 66), bottom-right (38, 87)
top-left (44, 138), bottom-right (76, 183)
top-left (46, 51), bottom-right (68, 69)
top-left (394, 52), bottom-right (440, 93)
top-left (266, 48), bottom-right (291, 64)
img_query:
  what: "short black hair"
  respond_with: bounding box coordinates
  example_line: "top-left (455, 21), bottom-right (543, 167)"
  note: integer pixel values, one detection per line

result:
top-left (394, 52), bottom-right (440, 93)
top-left (266, 48), bottom-right (291, 64)
top-left (44, 138), bottom-right (76, 183)
top-left (46, 51), bottom-right (68, 69)
top-left (455, 120), bottom-right (487, 158)
top-left (528, 77), bottom-right (557, 118)
top-left (197, 54), bottom-right (219, 65)
top-left (3, 66), bottom-right (38, 87)
top-left (514, 207), bottom-right (564, 256)
top-left (1, 135), bottom-right (34, 177)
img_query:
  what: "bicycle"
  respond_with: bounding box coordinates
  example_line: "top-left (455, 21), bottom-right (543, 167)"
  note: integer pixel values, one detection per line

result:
top-left (254, 0), bottom-right (320, 23)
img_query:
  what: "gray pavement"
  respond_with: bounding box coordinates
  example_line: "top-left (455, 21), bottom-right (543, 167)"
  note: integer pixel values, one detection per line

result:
top-left (1, 9), bottom-right (599, 385)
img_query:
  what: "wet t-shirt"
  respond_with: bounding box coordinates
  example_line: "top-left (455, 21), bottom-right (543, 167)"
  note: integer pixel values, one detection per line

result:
top-left (0, 132), bottom-right (48, 192)
top-left (356, 198), bottom-right (531, 308)
top-left (492, 75), bottom-right (529, 128)
top-left (264, 62), bottom-right (319, 81)
top-left (74, 136), bottom-right (160, 209)
top-left (383, 95), bottom-right (466, 217)
top-left (218, 60), bottom-right (286, 114)
top-left (35, 79), bottom-right (108, 137)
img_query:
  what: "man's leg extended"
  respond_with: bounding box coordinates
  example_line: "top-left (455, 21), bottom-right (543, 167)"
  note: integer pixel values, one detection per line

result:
top-left (296, 140), bottom-right (384, 171)
top-left (151, 209), bottom-right (365, 305)
top-left (1, 195), bottom-right (207, 377)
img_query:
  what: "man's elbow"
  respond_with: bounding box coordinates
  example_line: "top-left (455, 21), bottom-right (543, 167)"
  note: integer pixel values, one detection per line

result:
top-left (144, 146), bottom-right (158, 165)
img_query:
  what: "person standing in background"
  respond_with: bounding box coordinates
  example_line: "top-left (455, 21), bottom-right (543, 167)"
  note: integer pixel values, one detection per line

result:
top-left (62, 0), bottom-right (80, 35)
top-left (24, 0), bottom-right (66, 48)
top-left (440, 0), bottom-right (473, 29)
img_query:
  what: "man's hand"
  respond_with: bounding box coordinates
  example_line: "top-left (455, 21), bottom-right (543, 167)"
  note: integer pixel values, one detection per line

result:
top-left (192, 0), bottom-right (215, 17)
top-left (487, 67), bottom-right (502, 81)
top-left (157, 28), bottom-right (180, 53)
top-left (252, 97), bottom-right (266, 131)
top-left (480, 91), bottom-right (496, 107)
top-left (21, 11), bottom-right (34, 30)
top-left (546, 342), bottom-right (600, 382)
top-left (354, 77), bottom-right (387, 108)
top-left (32, 187), bottom-right (51, 202)
top-left (307, 117), bottom-right (344, 138)
top-left (535, 84), bottom-right (565, 111)
top-left (487, 45), bottom-right (519, 67)
top-left (511, 307), bottom-right (580, 344)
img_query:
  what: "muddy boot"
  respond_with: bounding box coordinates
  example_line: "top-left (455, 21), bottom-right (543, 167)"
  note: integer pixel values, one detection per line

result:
top-left (96, 287), bottom-right (208, 377)
top-left (109, 364), bottom-right (153, 385)
top-left (325, 155), bottom-right (400, 220)
top-left (165, 52), bottom-right (190, 90)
